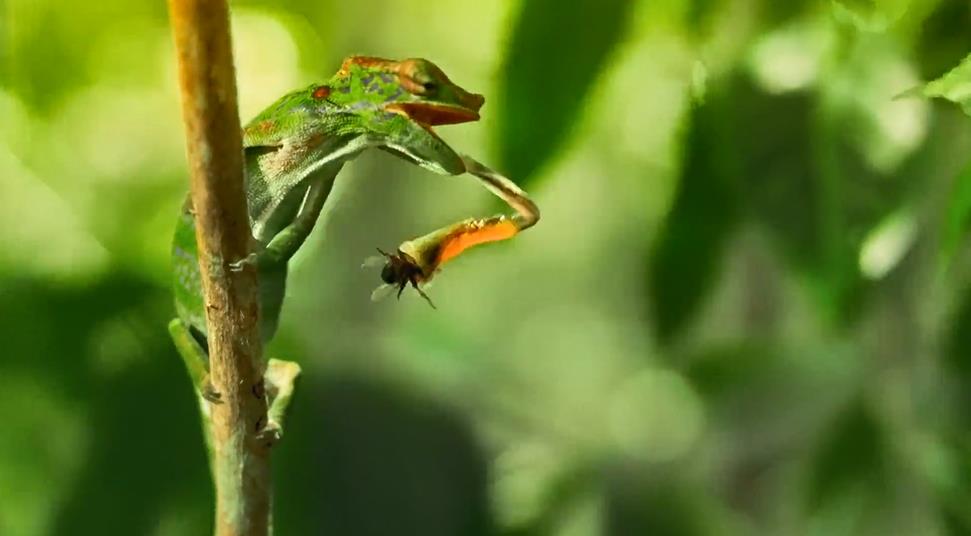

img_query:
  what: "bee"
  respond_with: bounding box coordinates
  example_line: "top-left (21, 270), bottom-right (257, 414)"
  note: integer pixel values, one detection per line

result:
top-left (364, 247), bottom-right (435, 308)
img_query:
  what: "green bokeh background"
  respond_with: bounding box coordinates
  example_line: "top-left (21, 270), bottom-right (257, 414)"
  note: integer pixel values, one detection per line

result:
top-left (2, 0), bottom-right (971, 534)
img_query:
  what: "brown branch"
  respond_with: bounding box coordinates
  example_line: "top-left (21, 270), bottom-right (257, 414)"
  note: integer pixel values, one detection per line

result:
top-left (167, 0), bottom-right (271, 534)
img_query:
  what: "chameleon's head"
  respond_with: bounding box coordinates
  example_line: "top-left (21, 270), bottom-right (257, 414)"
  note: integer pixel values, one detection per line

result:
top-left (328, 56), bottom-right (485, 129)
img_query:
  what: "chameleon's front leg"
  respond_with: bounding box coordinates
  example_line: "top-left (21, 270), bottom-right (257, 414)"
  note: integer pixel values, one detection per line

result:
top-left (231, 177), bottom-right (336, 272)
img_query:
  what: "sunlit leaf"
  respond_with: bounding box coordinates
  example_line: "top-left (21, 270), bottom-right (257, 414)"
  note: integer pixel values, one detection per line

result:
top-left (746, 18), bottom-right (833, 94)
top-left (858, 208), bottom-right (916, 280)
top-left (496, 0), bottom-right (635, 185)
top-left (910, 53), bottom-right (971, 117)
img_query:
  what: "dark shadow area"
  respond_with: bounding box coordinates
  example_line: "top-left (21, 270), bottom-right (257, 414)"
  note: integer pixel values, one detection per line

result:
top-left (276, 373), bottom-right (495, 536)
top-left (0, 274), bottom-right (212, 534)
top-left (604, 465), bottom-right (713, 536)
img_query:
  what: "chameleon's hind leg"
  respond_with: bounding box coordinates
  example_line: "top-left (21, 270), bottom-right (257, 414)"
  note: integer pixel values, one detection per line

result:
top-left (230, 178), bottom-right (336, 273)
top-left (167, 319), bottom-right (221, 403)
top-left (260, 358), bottom-right (302, 444)
top-left (169, 319), bottom-right (302, 447)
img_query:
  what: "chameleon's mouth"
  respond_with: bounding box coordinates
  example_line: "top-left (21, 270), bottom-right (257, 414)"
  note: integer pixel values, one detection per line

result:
top-left (385, 102), bottom-right (482, 127)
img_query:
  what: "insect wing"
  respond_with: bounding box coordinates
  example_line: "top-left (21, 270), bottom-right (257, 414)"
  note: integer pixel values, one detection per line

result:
top-left (361, 255), bottom-right (386, 269)
top-left (370, 283), bottom-right (397, 302)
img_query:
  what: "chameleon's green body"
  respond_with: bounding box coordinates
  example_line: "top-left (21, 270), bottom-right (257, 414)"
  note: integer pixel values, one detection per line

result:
top-left (171, 56), bottom-right (485, 357)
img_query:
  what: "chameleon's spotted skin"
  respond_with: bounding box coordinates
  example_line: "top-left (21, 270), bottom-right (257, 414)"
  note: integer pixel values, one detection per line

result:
top-left (171, 56), bottom-right (486, 355)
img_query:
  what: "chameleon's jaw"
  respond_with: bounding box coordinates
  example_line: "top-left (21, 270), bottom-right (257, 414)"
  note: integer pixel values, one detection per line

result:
top-left (384, 102), bottom-right (482, 127)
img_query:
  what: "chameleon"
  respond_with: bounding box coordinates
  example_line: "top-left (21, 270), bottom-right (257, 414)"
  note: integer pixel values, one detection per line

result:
top-left (169, 56), bottom-right (540, 401)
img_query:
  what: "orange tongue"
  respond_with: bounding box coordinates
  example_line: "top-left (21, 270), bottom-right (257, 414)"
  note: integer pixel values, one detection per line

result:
top-left (436, 219), bottom-right (518, 266)
top-left (385, 102), bottom-right (480, 126)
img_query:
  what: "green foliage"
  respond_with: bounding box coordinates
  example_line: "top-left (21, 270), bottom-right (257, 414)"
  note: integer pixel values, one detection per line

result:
top-left (831, 0), bottom-right (911, 32)
top-left (806, 398), bottom-right (888, 510)
top-left (942, 163), bottom-right (971, 269)
top-left (914, 0), bottom-right (971, 79)
top-left (648, 76), bottom-right (740, 344)
top-left (946, 284), bottom-right (971, 380)
top-left (1, 0), bottom-right (970, 534)
top-left (496, 0), bottom-right (635, 186)
top-left (912, 53), bottom-right (971, 116)
top-left (604, 470), bottom-right (726, 535)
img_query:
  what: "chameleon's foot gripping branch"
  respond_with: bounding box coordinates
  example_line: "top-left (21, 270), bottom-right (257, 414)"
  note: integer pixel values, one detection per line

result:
top-left (261, 358), bottom-right (302, 445)
top-left (168, 318), bottom-right (301, 450)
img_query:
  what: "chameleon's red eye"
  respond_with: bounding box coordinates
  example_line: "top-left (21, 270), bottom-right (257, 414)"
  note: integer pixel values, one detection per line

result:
top-left (312, 86), bottom-right (331, 100)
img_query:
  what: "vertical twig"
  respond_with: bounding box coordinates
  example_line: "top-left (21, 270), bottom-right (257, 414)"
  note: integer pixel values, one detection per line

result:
top-left (166, 1), bottom-right (271, 534)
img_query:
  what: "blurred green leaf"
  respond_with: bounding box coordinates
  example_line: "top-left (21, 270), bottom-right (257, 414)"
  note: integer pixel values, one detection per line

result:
top-left (6, 5), bottom-right (103, 111)
top-left (605, 470), bottom-right (724, 536)
top-left (689, 0), bottom-right (811, 39)
top-left (0, 273), bottom-right (211, 534)
top-left (0, 375), bottom-right (85, 536)
top-left (650, 70), bottom-right (875, 330)
top-left (496, 0), bottom-right (634, 185)
top-left (275, 375), bottom-right (494, 536)
top-left (734, 86), bottom-right (821, 272)
top-left (6, 0), bottom-right (971, 532)
top-left (648, 64), bottom-right (917, 339)
top-left (683, 342), bottom-right (779, 401)
top-left (499, 463), bottom-right (595, 536)
top-left (909, 52), bottom-right (971, 117)
top-left (686, 0), bottom-right (718, 33)
top-left (734, 68), bottom-right (926, 322)
top-left (648, 78), bottom-right (741, 345)
top-left (946, 284), bottom-right (971, 382)
top-left (941, 163), bottom-right (971, 268)
top-left (831, 0), bottom-right (910, 32)
top-left (915, 0), bottom-right (971, 81)
top-left (935, 440), bottom-right (971, 535)
top-left (807, 398), bottom-right (887, 511)
top-left (762, 0), bottom-right (814, 26)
